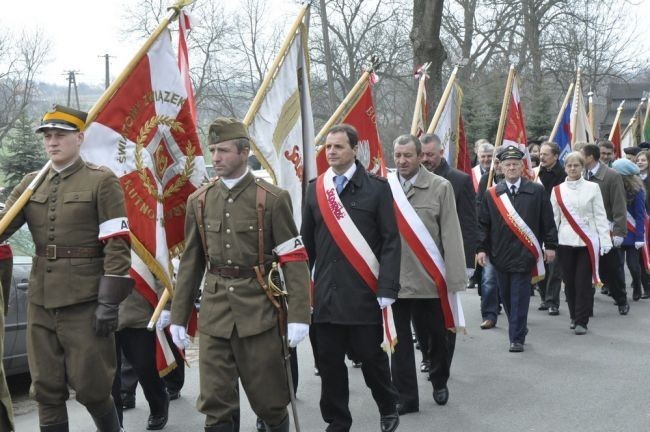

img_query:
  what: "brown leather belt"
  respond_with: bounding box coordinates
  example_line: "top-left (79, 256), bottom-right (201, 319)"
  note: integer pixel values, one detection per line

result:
top-left (36, 245), bottom-right (103, 260)
top-left (208, 265), bottom-right (266, 279)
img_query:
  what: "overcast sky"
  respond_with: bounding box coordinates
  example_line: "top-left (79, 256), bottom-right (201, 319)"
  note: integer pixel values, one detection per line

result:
top-left (4, 0), bottom-right (650, 87)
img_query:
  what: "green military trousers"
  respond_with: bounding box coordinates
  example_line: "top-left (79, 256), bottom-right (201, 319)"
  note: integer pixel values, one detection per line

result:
top-left (198, 325), bottom-right (290, 427)
top-left (27, 301), bottom-right (116, 425)
top-left (0, 262), bottom-right (15, 431)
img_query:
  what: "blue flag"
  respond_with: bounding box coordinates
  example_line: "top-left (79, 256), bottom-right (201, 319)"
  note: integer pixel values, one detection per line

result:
top-left (556, 102), bottom-right (572, 163)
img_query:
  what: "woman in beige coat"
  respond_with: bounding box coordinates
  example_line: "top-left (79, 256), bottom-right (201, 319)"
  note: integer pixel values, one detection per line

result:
top-left (550, 152), bottom-right (612, 335)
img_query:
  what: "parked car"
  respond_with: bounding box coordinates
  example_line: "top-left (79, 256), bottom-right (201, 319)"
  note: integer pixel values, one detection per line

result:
top-left (3, 223), bottom-right (34, 376)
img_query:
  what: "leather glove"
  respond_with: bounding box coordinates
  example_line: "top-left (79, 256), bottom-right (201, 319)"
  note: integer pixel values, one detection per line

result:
top-left (635, 241), bottom-right (645, 250)
top-left (170, 324), bottom-right (190, 350)
top-left (156, 310), bottom-right (171, 331)
top-left (377, 297), bottom-right (395, 309)
top-left (601, 245), bottom-right (612, 256)
top-left (466, 268), bottom-right (475, 279)
top-left (287, 323), bottom-right (309, 348)
top-left (94, 276), bottom-right (134, 337)
top-left (612, 236), bottom-right (624, 247)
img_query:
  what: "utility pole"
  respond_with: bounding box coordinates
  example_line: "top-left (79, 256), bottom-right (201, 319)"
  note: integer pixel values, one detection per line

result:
top-left (99, 53), bottom-right (114, 90)
top-left (319, 0), bottom-right (337, 111)
top-left (63, 70), bottom-right (81, 109)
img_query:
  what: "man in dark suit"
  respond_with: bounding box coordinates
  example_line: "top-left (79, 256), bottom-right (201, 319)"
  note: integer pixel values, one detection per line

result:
top-left (477, 146), bottom-right (558, 352)
top-left (301, 124), bottom-right (401, 432)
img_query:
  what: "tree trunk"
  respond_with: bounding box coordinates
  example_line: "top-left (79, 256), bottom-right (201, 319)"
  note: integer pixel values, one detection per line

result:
top-left (411, 0), bottom-right (447, 114)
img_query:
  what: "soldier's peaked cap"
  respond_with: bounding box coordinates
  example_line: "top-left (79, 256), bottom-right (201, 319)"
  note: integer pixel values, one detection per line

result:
top-left (497, 145), bottom-right (524, 161)
top-left (208, 117), bottom-right (250, 144)
top-left (36, 104), bottom-right (87, 133)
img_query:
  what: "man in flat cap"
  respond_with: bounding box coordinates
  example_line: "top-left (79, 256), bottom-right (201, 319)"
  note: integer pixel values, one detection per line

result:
top-left (0, 105), bottom-right (134, 431)
top-left (623, 147), bottom-right (641, 162)
top-left (477, 145), bottom-right (557, 352)
top-left (170, 117), bottom-right (311, 432)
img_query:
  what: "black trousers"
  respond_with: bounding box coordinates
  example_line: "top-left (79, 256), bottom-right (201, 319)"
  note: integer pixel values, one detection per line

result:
top-left (598, 248), bottom-right (627, 305)
top-left (558, 246), bottom-right (594, 327)
top-left (314, 323), bottom-right (398, 432)
top-left (538, 259), bottom-right (563, 308)
top-left (121, 330), bottom-right (185, 395)
top-left (112, 328), bottom-right (169, 424)
top-left (391, 298), bottom-right (455, 407)
top-left (619, 246), bottom-right (642, 298)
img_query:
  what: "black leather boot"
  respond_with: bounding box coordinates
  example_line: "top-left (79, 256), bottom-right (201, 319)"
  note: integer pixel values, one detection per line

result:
top-left (92, 405), bottom-right (121, 432)
top-left (205, 422), bottom-right (235, 432)
top-left (40, 422), bottom-right (70, 432)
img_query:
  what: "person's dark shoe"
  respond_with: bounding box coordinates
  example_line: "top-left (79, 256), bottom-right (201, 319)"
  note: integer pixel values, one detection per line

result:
top-left (121, 392), bottom-right (136, 410)
top-left (601, 286), bottom-right (609, 295)
top-left (618, 303), bottom-right (630, 315)
top-left (266, 415), bottom-right (290, 432)
top-left (480, 319), bottom-right (495, 329)
top-left (352, 360), bottom-right (362, 368)
top-left (641, 292), bottom-right (650, 299)
top-left (433, 386), bottom-right (449, 405)
top-left (166, 387), bottom-right (181, 401)
top-left (570, 320), bottom-right (576, 329)
top-left (509, 342), bottom-right (524, 353)
top-left (396, 401), bottom-right (419, 415)
top-left (40, 422), bottom-right (69, 432)
top-left (147, 396), bottom-right (169, 430)
top-left (255, 417), bottom-right (266, 432)
top-left (380, 412), bottom-right (399, 432)
top-left (419, 360), bottom-right (430, 373)
top-left (548, 306), bottom-right (559, 316)
top-left (538, 302), bottom-right (548, 311)
top-left (633, 294), bottom-right (641, 301)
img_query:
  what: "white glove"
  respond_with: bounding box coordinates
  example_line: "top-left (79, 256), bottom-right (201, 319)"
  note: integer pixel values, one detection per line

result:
top-left (170, 324), bottom-right (190, 350)
top-left (635, 242), bottom-right (645, 250)
top-left (287, 323), bottom-right (309, 348)
top-left (466, 268), bottom-right (475, 279)
top-left (601, 245), bottom-right (612, 256)
top-left (377, 297), bottom-right (395, 309)
top-left (612, 236), bottom-right (624, 247)
top-left (156, 310), bottom-right (171, 331)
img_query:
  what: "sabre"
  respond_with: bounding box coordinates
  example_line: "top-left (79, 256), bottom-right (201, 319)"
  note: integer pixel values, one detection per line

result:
top-left (268, 263), bottom-right (301, 432)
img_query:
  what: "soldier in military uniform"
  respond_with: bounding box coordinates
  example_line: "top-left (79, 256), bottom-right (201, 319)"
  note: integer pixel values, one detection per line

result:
top-left (0, 244), bottom-right (15, 431)
top-left (0, 105), bottom-right (134, 432)
top-left (170, 118), bottom-right (311, 432)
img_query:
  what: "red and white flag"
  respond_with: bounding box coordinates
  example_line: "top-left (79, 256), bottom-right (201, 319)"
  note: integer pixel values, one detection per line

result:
top-left (82, 22), bottom-right (204, 375)
top-left (502, 75), bottom-right (534, 179)
top-left (316, 74), bottom-right (386, 176)
top-left (433, 81), bottom-right (471, 174)
top-left (611, 116), bottom-right (622, 159)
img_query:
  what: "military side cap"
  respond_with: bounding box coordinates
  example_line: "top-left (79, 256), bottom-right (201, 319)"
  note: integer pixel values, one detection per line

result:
top-left (36, 104), bottom-right (87, 133)
top-left (638, 142), bottom-right (650, 150)
top-left (497, 145), bottom-right (524, 161)
top-left (208, 117), bottom-right (249, 144)
top-left (623, 147), bottom-right (641, 156)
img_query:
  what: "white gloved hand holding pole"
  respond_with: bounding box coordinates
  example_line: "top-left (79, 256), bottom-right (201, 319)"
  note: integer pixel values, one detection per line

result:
top-left (377, 297), bottom-right (395, 309)
top-left (156, 310), bottom-right (171, 331)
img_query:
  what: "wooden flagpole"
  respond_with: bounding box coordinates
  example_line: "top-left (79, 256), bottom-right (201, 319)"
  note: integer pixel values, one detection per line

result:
top-left (486, 65), bottom-right (516, 188)
top-left (410, 63), bottom-right (429, 135)
top-left (609, 101), bottom-right (625, 139)
top-left (0, 0), bottom-right (191, 238)
top-left (426, 65), bottom-right (459, 134)
top-left (588, 91), bottom-right (596, 140)
top-left (548, 82), bottom-right (574, 143)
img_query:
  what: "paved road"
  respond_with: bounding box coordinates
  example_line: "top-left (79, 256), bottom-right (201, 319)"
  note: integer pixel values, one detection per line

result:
top-left (11, 288), bottom-right (650, 431)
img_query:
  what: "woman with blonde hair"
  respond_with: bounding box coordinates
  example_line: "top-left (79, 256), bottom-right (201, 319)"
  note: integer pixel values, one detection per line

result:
top-left (635, 150), bottom-right (650, 298)
top-left (551, 152), bottom-right (612, 334)
top-left (612, 158), bottom-right (647, 301)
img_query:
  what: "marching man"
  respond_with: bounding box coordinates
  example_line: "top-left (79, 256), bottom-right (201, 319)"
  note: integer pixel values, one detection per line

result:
top-left (301, 124), bottom-right (401, 432)
top-left (477, 145), bottom-right (558, 352)
top-left (388, 134), bottom-right (467, 414)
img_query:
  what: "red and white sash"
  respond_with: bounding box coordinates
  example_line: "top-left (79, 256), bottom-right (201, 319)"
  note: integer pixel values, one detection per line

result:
top-left (488, 187), bottom-right (545, 283)
top-left (532, 167), bottom-right (542, 185)
top-left (316, 169), bottom-right (397, 351)
top-left (387, 173), bottom-right (465, 332)
top-left (626, 211), bottom-right (650, 272)
top-left (554, 185), bottom-right (601, 286)
top-left (471, 165), bottom-right (482, 193)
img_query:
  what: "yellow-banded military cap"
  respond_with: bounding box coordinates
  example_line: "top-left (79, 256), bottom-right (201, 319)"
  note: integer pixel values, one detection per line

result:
top-left (497, 145), bottom-right (525, 161)
top-left (35, 104), bottom-right (88, 133)
top-left (208, 117), bottom-right (249, 144)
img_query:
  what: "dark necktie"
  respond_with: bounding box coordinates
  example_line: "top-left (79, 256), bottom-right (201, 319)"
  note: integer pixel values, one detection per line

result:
top-left (510, 185), bottom-right (517, 196)
top-left (588, 171), bottom-right (594, 180)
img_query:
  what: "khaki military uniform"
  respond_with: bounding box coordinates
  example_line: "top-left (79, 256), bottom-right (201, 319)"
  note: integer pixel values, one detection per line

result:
top-left (171, 172), bottom-right (310, 427)
top-left (0, 259), bottom-right (15, 431)
top-left (0, 157), bottom-right (131, 425)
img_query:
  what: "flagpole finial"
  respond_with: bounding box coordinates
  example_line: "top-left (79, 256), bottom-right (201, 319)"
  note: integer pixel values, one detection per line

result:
top-left (364, 56), bottom-right (382, 73)
top-left (167, 0), bottom-right (194, 18)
